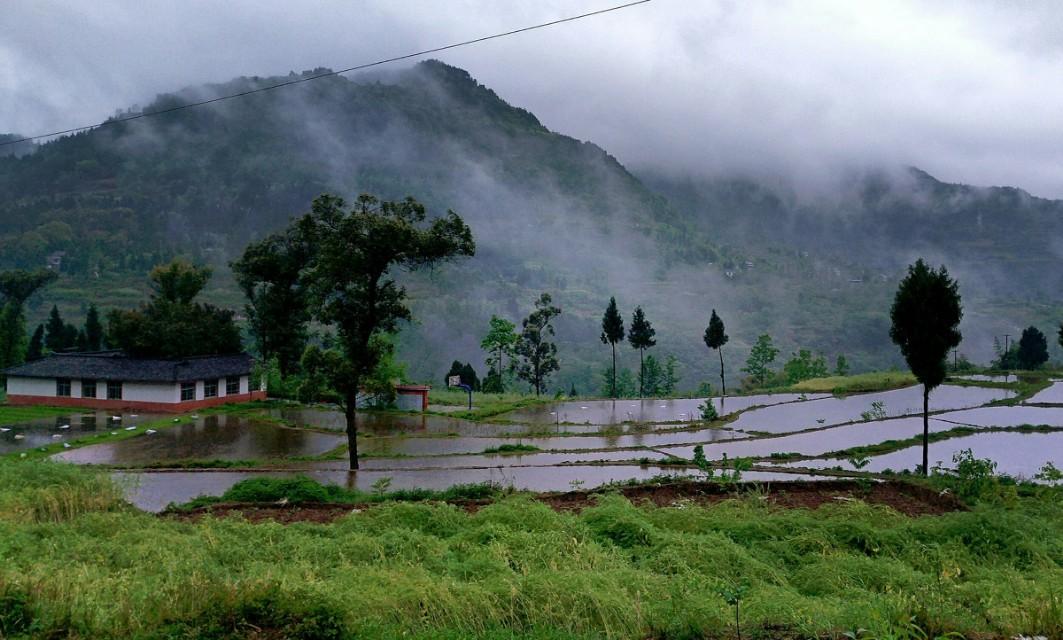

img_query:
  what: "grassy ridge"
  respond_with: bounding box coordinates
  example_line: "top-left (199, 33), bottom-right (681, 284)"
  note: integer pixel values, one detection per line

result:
top-left (0, 461), bottom-right (1061, 639)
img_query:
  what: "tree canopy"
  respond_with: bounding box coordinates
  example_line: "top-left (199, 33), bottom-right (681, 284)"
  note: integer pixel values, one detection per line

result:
top-left (628, 306), bottom-right (656, 397)
top-left (0, 269), bottom-right (56, 369)
top-left (600, 297), bottom-right (625, 398)
top-left (106, 261), bottom-right (243, 358)
top-left (514, 293), bottom-right (562, 397)
top-left (480, 315), bottom-right (517, 392)
top-left (703, 309), bottom-right (728, 396)
top-left (742, 334), bottom-right (779, 386)
top-left (1016, 326), bottom-right (1048, 370)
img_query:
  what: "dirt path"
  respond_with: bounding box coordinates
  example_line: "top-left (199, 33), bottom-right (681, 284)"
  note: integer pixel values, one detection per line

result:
top-left (164, 479), bottom-right (964, 524)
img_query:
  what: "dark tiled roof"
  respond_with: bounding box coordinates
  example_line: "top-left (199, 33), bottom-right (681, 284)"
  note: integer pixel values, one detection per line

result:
top-left (2, 351), bottom-right (254, 383)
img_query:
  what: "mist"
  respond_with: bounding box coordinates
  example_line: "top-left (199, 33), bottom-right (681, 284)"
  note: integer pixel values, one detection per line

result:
top-left (5, 1), bottom-right (1063, 197)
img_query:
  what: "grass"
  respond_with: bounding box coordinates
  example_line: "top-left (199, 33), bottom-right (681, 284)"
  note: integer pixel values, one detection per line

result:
top-left (0, 404), bottom-right (90, 423)
top-left (0, 461), bottom-right (1061, 639)
top-left (789, 371), bottom-right (917, 395)
top-left (427, 389), bottom-right (550, 421)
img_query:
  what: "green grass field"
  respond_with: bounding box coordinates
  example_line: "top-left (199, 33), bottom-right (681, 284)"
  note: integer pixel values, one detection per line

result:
top-left (0, 461), bottom-right (1060, 639)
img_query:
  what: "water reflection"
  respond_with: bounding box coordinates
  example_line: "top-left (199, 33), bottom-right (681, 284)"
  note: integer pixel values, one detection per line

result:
top-left (0, 410), bottom-right (164, 454)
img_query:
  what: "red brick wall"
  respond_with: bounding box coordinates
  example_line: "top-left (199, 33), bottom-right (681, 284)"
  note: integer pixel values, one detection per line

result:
top-left (5, 390), bottom-right (267, 413)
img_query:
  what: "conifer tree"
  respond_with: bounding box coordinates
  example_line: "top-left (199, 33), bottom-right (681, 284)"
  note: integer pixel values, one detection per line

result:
top-left (599, 297), bottom-right (625, 398)
top-left (703, 309), bottom-right (729, 396)
top-left (628, 306), bottom-right (656, 397)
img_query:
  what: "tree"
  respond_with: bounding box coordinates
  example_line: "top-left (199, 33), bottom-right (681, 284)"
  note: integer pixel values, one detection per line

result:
top-left (84, 304), bottom-right (104, 351)
top-left (600, 297), bottom-right (625, 398)
top-left (742, 334), bottom-right (779, 386)
top-left (1016, 326), bottom-right (1048, 370)
top-left (661, 354), bottom-right (680, 396)
top-left (44, 305), bottom-right (67, 352)
top-left (106, 261), bottom-right (243, 358)
top-left (514, 293), bottom-right (562, 396)
top-left (641, 354), bottom-right (664, 397)
top-left (275, 194), bottom-right (474, 469)
top-left (26, 325), bottom-right (44, 361)
top-left (0, 269), bottom-right (56, 369)
top-left (782, 349), bottom-right (829, 385)
top-left (835, 354), bottom-right (850, 377)
top-left (628, 306), bottom-right (656, 397)
top-left (231, 226), bottom-right (311, 376)
top-left (703, 309), bottom-right (729, 396)
top-left (480, 315), bottom-right (517, 392)
top-left (889, 259), bottom-right (962, 476)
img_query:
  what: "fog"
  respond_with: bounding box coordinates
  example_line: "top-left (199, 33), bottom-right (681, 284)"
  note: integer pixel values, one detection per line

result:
top-left (4, 1), bottom-right (1063, 197)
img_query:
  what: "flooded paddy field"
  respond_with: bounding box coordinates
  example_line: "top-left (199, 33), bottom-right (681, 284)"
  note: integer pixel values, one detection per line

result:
top-left (772, 430), bottom-right (1063, 478)
top-left (1024, 381), bottom-right (1063, 404)
top-left (0, 410), bottom-right (166, 455)
top-left (33, 382), bottom-right (1056, 511)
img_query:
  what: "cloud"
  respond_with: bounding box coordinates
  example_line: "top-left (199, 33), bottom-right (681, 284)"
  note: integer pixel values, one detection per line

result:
top-left (3, 1), bottom-right (1063, 196)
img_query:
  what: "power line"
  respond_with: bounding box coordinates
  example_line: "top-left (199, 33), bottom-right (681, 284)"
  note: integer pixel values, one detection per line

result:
top-left (1, 0), bottom-right (651, 148)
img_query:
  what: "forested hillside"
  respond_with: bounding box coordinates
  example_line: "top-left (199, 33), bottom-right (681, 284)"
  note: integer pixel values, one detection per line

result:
top-left (2, 60), bottom-right (1060, 390)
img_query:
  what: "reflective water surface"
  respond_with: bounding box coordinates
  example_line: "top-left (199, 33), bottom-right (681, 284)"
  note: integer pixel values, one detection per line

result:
top-left (0, 410), bottom-right (166, 454)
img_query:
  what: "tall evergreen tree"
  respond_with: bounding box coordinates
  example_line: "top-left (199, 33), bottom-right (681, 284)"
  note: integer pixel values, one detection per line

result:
top-left (889, 259), bottom-right (962, 476)
top-left (703, 309), bottom-right (729, 397)
top-left (628, 306), bottom-right (656, 397)
top-left (26, 324), bottom-right (44, 361)
top-left (84, 304), bottom-right (104, 351)
top-left (44, 305), bottom-right (66, 352)
top-left (599, 297), bottom-right (625, 398)
top-left (514, 293), bottom-right (562, 396)
top-left (1016, 326), bottom-right (1048, 370)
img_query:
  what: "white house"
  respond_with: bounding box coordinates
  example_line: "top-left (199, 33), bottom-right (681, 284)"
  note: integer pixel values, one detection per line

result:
top-left (2, 351), bottom-right (265, 412)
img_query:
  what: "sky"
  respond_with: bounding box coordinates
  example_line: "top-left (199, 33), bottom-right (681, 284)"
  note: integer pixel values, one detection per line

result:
top-left (3, 0), bottom-right (1063, 197)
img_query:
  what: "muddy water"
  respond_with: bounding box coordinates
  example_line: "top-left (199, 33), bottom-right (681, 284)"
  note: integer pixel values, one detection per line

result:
top-left (0, 411), bottom-right (166, 454)
top-left (498, 393), bottom-right (830, 425)
top-left (54, 415), bottom-right (342, 464)
top-left (117, 467), bottom-right (818, 512)
top-left (1025, 382), bottom-right (1063, 405)
top-left (725, 385), bottom-right (1012, 434)
top-left (775, 430), bottom-right (1063, 478)
top-left (656, 404), bottom-right (1063, 462)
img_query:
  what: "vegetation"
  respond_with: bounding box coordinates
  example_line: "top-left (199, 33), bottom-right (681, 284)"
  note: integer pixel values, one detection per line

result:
top-left (628, 306), bottom-right (656, 397)
top-left (514, 293), bottom-right (562, 397)
top-left (890, 260), bottom-right (962, 475)
top-left (1, 461), bottom-right (1061, 639)
top-left (0, 269), bottom-right (56, 369)
top-left (482, 443), bottom-right (540, 455)
top-left (1016, 326), bottom-right (1049, 370)
top-left (600, 297), bottom-right (625, 399)
top-left (106, 260), bottom-right (242, 358)
top-left (480, 315), bottom-right (517, 393)
top-left (782, 349), bottom-right (829, 385)
top-left (789, 370), bottom-right (917, 395)
top-left (703, 309), bottom-right (729, 397)
top-left (742, 334), bottom-right (779, 387)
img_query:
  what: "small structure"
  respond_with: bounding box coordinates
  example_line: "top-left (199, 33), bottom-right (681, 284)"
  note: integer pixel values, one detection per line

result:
top-left (2, 351), bottom-right (265, 412)
top-left (395, 384), bottom-right (430, 412)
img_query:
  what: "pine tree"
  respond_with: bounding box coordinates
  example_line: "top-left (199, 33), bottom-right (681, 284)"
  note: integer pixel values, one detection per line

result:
top-left (26, 324), bottom-right (44, 361)
top-left (599, 297), bottom-right (625, 398)
top-left (84, 303), bottom-right (104, 351)
top-left (628, 306), bottom-right (656, 397)
top-left (44, 305), bottom-right (66, 352)
top-left (890, 259), bottom-right (962, 476)
top-left (1016, 326), bottom-right (1048, 370)
top-left (703, 309), bottom-right (729, 396)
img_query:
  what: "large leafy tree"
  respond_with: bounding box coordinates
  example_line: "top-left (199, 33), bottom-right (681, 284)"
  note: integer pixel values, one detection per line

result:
top-left (599, 297), bottom-right (625, 398)
top-left (703, 309), bottom-right (728, 397)
top-left (742, 334), bottom-right (779, 386)
top-left (106, 261), bottom-right (243, 358)
top-left (0, 269), bottom-right (57, 369)
top-left (271, 194), bottom-right (474, 469)
top-left (628, 306), bottom-right (656, 397)
top-left (514, 293), bottom-right (562, 396)
top-left (480, 315), bottom-right (517, 392)
top-left (231, 226), bottom-right (311, 376)
top-left (1016, 326), bottom-right (1048, 370)
top-left (889, 259), bottom-right (962, 476)
top-left (783, 349), bottom-right (829, 384)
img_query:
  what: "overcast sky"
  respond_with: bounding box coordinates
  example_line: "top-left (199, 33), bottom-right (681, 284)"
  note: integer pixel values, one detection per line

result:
top-left (3, 0), bottom-right (1063, 197)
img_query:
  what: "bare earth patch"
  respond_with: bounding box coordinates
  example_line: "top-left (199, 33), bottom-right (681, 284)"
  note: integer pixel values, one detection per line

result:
top-left (164, 479), bottom-right (964, 524)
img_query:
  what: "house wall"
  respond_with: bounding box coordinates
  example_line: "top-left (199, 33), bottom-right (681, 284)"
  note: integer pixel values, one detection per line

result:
top-left (6, 390), bottom-right (267, 412)
top-left (7, 376), bottom-right (55, 397)
top-left (5, 375), bottom-right (264, 412)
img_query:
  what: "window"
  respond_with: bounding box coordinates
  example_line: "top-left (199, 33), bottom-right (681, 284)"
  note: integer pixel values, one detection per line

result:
top-left (82, 380), bottom-right (96, 399)
top-left (180, 382), bottom-right (195, 402)
top-left (56, 378), bottom-right (71, 397)
top-left (204, 379), bottom-right (218, 398)
top-left (106, 381), bottom-right (123, 400)
top-left (226, 376), bottom-right (241, 396)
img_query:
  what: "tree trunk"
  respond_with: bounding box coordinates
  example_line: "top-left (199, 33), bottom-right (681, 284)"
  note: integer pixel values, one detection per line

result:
top-left (718, 347), bottom-right (726, 397)
top-left (611, 343), bottom-right (617, 398)
top-left (922, 384), bottom-right (929, 477)
top-left (345, 389), bottom-right (359, 471)
top-left (639, 348), bottom-right (644, 398)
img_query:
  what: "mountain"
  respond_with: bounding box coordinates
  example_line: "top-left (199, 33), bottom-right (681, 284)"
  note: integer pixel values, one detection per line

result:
top-left (2, 61), bottom-right (1060, 388)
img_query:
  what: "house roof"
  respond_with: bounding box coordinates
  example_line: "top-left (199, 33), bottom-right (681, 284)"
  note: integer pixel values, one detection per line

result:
top-left (1, 351), bottom-right (254, 383)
